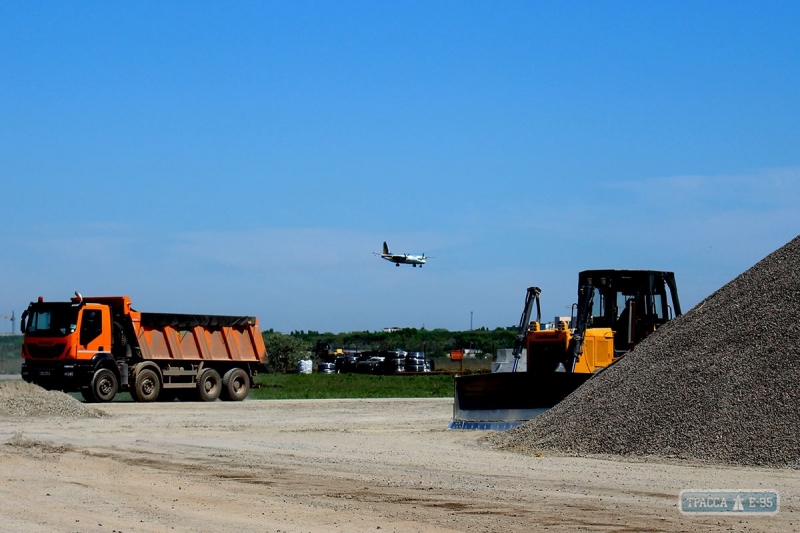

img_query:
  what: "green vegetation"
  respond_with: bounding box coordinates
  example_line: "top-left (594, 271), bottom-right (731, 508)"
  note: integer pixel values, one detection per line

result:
top-left (288, 326), bottom-right (516, 355)
top-left (263, 331), bottom-right (313, 373)
top-left (251, 372), bottom-right (455, 399)
top-left (261, 326), bottom-right (516, 372)
top-left (0, 336), bottom-right (22, 374)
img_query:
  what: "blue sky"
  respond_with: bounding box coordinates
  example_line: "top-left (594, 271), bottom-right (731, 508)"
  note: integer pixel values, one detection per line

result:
top-left (1, 1), bottom-right (798, 333)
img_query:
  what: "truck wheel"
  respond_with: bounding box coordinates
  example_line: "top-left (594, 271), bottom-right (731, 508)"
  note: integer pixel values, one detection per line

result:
top-left (134, 368), bottom-right (161, 403)
top-left (221, 368), bottom-right (250, 401)
top-left (81, 388), bottom-right (97, 403)
top-left (112, 321), bottom-right (128, 358)
top-left (88, 368), bottom-right (118, 403)
top-left (197, 369), bottom-right (221, 402)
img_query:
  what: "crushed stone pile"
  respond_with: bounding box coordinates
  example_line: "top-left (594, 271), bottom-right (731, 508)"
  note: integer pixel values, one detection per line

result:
top-left (492, 235), bottom-right (800, 466)
top-left (0, 381), bottom-right (106, 419)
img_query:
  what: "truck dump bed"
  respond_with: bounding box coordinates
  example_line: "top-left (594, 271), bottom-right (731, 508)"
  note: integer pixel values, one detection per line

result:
top-left (133, 312), bottom-right (268, 364)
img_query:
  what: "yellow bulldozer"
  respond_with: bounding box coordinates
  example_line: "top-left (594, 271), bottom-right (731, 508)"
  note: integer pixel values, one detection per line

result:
top-left (450, 269), bottom-right (682, 430)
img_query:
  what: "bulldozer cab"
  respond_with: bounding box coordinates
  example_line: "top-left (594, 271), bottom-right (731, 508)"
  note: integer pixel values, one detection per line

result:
top-left (578, 270), bottom-right (681, 354)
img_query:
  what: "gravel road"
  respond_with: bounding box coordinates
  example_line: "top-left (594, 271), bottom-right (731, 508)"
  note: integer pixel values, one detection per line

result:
top-left (2, 397), bottom-right (799, 533)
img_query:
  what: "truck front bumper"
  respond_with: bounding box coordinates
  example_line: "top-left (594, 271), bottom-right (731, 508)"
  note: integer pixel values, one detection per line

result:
top-left (21, 360), bottom-right (96, 392)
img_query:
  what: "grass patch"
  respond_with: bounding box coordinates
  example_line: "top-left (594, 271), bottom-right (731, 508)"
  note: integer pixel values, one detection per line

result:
top-left (251, 373), bottom-right (455, 400)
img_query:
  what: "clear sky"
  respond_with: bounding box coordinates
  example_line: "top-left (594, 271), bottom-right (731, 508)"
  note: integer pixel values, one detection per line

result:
top-left (1, 1), bottom-right (798, 333)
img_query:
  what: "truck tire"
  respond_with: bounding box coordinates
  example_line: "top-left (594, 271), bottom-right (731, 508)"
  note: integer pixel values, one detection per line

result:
top-left (112, 321), bottom-right (127, 349)
top-left (111, 321), bottom-right (133, 360)
top-left (86, 368), bottom-right (118, 403)
top-left (221, 368), bottom-right (249, 402)
top-left (197, 368), bottom-right (222, 402)
top-left (134, 368), bottom-right (161, 403)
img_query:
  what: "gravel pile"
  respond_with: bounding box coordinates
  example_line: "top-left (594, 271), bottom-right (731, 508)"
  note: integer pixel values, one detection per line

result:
top-left (0, 381), bottom-right (106, 419)
top-left (492, 235), bottom-right (800, 466)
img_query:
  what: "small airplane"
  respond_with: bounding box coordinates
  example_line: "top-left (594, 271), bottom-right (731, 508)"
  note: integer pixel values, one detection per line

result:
top-left (374, 242), bottom-right (432, 267)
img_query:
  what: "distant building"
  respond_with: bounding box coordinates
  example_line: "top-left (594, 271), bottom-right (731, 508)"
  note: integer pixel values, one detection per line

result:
top-left (382, 327), bottom-right (401, 333)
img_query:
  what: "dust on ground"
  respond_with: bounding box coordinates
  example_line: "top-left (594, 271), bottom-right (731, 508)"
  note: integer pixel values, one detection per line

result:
top-left (1, 397), bottom-right (798, 533)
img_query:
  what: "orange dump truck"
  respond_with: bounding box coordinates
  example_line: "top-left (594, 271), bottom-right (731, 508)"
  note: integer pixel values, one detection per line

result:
top-left (20, 293), bottom-right (268, 403)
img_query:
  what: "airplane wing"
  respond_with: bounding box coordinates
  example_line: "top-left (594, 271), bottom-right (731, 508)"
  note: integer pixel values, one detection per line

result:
top-left (372, 252), bottom-right (407, 259)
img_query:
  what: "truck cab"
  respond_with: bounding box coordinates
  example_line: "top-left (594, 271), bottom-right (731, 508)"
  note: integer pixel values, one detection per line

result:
top-left (21, 296), bottom-right (120, 400)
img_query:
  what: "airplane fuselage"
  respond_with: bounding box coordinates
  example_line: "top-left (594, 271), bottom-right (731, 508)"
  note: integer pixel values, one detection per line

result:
top-left (375, 242), bottom-right (430, 267)
top-left (381, 254), bottom-right (426, 267)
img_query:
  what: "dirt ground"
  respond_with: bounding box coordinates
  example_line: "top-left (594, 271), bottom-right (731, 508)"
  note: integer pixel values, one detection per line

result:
top-left (1, 397), bottom-right (799, 533)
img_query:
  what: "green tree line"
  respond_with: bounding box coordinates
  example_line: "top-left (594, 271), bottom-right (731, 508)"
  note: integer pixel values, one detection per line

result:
top-left (262, 327), bottom-right (517, 373)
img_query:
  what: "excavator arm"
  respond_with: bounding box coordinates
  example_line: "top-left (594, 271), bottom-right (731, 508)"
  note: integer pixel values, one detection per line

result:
top-left (512, 287), bottom-right (541, 372)
top-left (565, 285), bottom-right (594, 373)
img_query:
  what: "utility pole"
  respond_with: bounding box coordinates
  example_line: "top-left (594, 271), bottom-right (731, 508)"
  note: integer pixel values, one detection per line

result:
top-left (470, 311), bottom-right (473, 331)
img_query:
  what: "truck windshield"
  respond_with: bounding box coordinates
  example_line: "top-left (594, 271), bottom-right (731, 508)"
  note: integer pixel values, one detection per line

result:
top-left (24, 304), bottom-right (79, 337)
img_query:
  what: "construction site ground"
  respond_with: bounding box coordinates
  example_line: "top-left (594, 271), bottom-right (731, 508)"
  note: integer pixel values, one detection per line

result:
top-left (2, 397), bottom-right (799, 533)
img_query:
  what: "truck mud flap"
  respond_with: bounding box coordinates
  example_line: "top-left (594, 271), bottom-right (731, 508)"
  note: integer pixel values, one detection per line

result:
top-left (449, 372), bottom-right (592, 430)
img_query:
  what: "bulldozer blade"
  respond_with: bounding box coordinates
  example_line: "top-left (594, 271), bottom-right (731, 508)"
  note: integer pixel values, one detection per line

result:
top-left (449, 372), bottom-right (592, 430)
